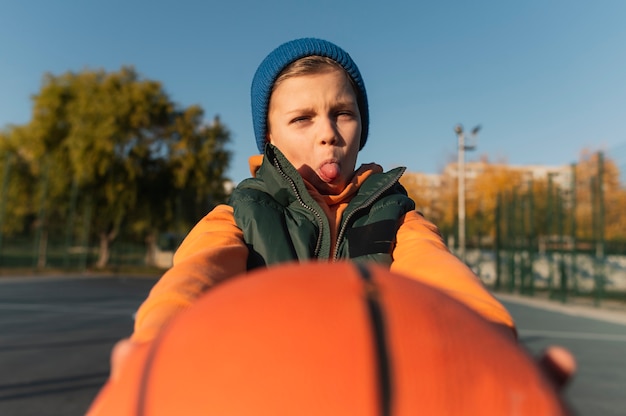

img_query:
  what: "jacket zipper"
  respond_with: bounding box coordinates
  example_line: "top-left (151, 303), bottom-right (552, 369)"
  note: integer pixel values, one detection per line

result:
top-left (272, 156), bottom-right (325, 258)
top-left (332, 167), bottom-right (406, 261)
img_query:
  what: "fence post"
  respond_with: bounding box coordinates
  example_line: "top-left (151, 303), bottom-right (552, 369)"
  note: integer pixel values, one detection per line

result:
top-left (546, 174), bottom-right (555, 297)
top-left (526, 179), bottom-right (536, 296)
top-left (64, 177), bottom-right (80, 269)
top-left (494, 192), bottom-right (502, 291)
top-left (0, 153), bottom-right (12, 265)
top-left (594, 152), bottom-right (606, 306)
top-left (79, 196), bottom-right (94, 272)
top-left (569, 162), bottom-right (578, 297)
top-left (519, 190), bottom-right (528, 294)
top-left (33, 158), bottom-right (50, 270)
top-left (557, 184), bottom-right (567, 303)
top-left (506, 190), bottom-right (516, 292)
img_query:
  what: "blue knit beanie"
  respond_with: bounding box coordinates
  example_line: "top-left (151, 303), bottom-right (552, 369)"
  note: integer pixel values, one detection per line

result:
top-left (251, 38), bottom-right (369, 153)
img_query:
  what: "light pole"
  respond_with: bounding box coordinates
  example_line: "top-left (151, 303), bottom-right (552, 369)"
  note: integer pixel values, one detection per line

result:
top-left (455, 123), bottom-right (480, 263)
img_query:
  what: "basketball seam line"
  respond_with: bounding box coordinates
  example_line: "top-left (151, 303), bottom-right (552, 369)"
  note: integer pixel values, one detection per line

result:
top-left (355, 263), bottom-right (393, 416)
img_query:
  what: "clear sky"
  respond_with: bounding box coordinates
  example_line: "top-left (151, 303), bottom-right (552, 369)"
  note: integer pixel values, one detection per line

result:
top-left (1, 0), bottom-right (625, 184)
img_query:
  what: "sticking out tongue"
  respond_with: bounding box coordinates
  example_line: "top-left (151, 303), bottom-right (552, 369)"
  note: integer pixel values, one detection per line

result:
top-left (319, 162), bottom-right (340, 182)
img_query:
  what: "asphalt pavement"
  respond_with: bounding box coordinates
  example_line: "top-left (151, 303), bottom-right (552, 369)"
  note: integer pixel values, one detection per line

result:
top-left (498, 293), bottom-right (626, 416)
top-left (0, 275), bottom-right (154, 416)
top-left (0, 275), bottom-right (624, 416)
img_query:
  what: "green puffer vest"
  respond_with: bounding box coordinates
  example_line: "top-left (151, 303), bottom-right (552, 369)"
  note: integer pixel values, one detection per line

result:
top-left (228, 145), bottom-right (415, 270)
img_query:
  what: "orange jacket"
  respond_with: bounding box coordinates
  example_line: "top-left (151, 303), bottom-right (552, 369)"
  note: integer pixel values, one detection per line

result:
top-left (132, 161), bottom-right (515, 342)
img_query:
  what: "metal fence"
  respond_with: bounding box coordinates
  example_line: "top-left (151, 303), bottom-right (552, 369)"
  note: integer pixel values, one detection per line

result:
top-left (2, 143), bottom-right (626, 306)
top-left (0, 154), bottom-right (159, 272)
top-left (0, 147), bottom-right (193, 273)
top-left (462, 248), bottom-right (626, 307)
top-left (0, 232), bottom-right (150, 272)
top-left (460, 148), bottom-right (626, 307)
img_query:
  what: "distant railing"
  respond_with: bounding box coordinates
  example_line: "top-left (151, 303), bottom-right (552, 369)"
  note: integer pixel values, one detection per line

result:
top-left (456, 245), bottom-right (626, 307)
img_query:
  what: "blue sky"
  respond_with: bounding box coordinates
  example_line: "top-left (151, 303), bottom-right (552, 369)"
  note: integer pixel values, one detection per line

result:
top-left (1, 0), bottom-right (625, 184)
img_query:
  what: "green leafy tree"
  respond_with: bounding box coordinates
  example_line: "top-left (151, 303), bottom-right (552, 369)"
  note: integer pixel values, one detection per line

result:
top-left (132, 109), bottom-right (232, 266)
top-left (0, 126), bottom-right (39, 235)
top-left (0, 66), bottom-right (231, 269)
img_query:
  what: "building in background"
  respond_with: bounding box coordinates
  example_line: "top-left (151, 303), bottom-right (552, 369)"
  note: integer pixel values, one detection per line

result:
top-left (406, 161), bottom-right (573, 210)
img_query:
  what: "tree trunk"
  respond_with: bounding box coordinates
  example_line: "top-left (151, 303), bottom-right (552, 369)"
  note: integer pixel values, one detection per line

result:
top-left (37, 229), bottom-right (48, 270)
top-left (95, 228), bottom-right (118, 269)
top-left (144, 232), bottom-right (158, 267)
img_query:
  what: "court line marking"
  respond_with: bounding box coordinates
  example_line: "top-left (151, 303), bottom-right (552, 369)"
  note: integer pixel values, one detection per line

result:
top-left (518, 329), bottom-right (626, 342)
top-left (496, 293), bottom-right (626, 326)
top-left (0, 302), bottom-right (135, 316)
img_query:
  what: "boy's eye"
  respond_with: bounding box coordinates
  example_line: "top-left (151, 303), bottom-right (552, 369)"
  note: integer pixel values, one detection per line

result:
top-left (291, 116), bottom-right (311, 124)
top-left (336, 111), bottom-right (355, 120)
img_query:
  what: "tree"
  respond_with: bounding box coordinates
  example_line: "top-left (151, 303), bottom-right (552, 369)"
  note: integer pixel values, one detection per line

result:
top-left (0, 126), bottom-right (40, 235)
top-left (467, 160), bottom-right (525, 243)
top-left (574, 149), bottom-right (622, 242)
top-left (399, 172), bottom-right (443, 224)
top-left (134, 109), bottom-right (232, 266)
top-left (0, 67), bottom-right (231, 269)
top-left (429, 156), bottom-right (526, 244)
top-left (397, 148), bottom-right (626, 253)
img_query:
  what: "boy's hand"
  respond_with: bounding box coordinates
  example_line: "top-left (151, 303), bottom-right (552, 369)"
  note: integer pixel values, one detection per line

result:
top-left (539, 345), bottom-right (576, 390)
top-left (110, 338), bottom-right (139, 381)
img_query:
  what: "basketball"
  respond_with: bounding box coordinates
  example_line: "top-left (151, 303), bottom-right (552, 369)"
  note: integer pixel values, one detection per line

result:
top-left (87, 261), bottom-right (566, 415)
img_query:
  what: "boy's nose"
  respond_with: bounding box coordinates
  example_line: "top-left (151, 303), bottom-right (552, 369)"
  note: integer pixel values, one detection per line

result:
top-left (318, 117), bottom-right (337, 146)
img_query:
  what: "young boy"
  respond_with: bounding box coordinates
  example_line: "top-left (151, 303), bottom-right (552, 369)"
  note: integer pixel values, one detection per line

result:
top-left (122, 38), bottom-right (515, 354)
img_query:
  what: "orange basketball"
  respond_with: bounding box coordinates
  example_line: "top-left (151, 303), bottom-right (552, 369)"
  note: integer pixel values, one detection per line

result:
top-left (87, 261), bottom-right (566, 415)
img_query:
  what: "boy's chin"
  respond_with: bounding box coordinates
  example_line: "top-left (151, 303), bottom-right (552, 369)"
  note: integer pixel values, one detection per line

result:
top-left (312, 177), bottom-right (346, 195)
top-left (297, 168), bottom-right (346, 195)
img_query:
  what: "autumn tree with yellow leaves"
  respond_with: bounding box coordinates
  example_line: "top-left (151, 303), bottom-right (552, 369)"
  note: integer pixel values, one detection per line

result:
top-left (573, 149), bottom-right (625, 242)
top-left (401, 150), bottom-right (625, 250)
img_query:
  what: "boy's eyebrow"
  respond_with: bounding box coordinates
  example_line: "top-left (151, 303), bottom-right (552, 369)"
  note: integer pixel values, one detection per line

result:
top-left (284, 106), bottom-right (315, 115)
top-left (332, 99), bottom-right (359, 108)
top-left (283, 100), bottom-right (358, 114)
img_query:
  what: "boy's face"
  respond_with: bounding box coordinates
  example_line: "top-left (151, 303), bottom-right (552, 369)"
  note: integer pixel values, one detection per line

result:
top-left (267, 68), bottom-right (361, 195)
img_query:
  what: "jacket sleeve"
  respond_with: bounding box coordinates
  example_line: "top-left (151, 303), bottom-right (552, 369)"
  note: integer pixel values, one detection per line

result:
top-left (132, 204), bottom-right (248, 342)
top-left (390, 211), bottom-right (516, 337)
